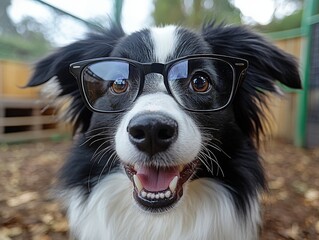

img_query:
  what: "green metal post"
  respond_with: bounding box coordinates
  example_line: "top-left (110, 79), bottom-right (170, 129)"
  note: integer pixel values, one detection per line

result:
top-left (114, 0), bottom-right (124, 25)
top-left (295, 0), bottom-right (316, 147)
top-left (33, 0), bottom-right (101, 30)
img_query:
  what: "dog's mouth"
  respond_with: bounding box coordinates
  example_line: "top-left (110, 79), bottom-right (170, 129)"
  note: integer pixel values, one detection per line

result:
top-left (124, 159), bottom-right (200, 212)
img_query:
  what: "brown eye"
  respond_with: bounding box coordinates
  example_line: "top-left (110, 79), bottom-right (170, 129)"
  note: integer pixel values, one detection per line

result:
top-left (190, 74), bottom-right (211, 92)
top-left (112, 78), bottom-right (128, 94)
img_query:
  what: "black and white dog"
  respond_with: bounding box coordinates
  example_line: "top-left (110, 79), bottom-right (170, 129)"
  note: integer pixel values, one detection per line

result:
top-left (27, 22), bottom-right (301, 239)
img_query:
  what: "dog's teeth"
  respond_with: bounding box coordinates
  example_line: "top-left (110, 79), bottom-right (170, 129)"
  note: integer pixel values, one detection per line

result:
top-left (140, 189), bottom-right (173, 200)
top-left (169, 176), bottom-right (178, 193)
top-left (133, 175), bottom-right (143, 192)
top-left (141, 190), bottom-right (147, 198)
top-left (165, 190), bottom-right (171, 198)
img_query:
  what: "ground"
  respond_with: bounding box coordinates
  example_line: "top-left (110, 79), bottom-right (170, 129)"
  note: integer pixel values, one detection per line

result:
top-left (0, 140), bottom-right (318, 240)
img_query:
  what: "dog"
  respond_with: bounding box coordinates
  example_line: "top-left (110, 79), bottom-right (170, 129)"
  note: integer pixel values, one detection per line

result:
top-left (27, 22), bottom-right (301, 240)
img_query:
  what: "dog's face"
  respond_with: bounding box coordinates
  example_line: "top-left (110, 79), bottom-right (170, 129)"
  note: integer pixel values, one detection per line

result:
top-left (82, 26), bottom-right (249, 211)
top-left (28, 24), bottom-right (301, 214)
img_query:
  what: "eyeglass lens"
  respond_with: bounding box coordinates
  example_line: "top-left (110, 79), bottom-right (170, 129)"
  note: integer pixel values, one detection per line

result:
top-left (82, 61), bottom-right (140, 112)
top-left (167, 58), bottom-right (234, 111)
top-left (81, 58), bottom-right (234, 112)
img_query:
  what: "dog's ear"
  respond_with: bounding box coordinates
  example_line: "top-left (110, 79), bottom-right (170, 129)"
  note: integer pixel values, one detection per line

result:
top-left (202, 23), bottom-right (302, 141)
top-left (27, 24), bottom-right (125, 133)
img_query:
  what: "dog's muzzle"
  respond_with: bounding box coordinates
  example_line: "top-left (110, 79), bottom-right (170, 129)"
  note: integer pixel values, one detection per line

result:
top-left (123, 112), bottom-right (199, 212)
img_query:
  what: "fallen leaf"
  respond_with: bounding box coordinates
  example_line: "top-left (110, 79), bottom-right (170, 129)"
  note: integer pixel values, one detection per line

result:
top-left (0, 232), bottom-right (11, 240)
top-left (51, 219), bottom-right (69, 232)
top-left (305, 189), bottom-right (319, 202)
top-left (33, 235), bottom-right (52, 240)
top-left (315, 221), bottom-right (319, 234)
top-left (0, 227), bottom-right (23, 238)
top-left (280, 224), bottom-right (300, 239)
top-left (269, 177), bottom-right (285, 190)
top-left (30, 224), bottom-right (49, 235)
top-left (6, 192), bottom-right (39, 207)
top-left (41, 214), bottom-right (54, 225)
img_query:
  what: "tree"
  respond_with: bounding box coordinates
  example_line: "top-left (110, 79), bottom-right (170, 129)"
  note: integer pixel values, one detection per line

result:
top-left (259, 10), bottom-right (303, 32)
top-left (152, 0), bottom-right (242, 28)
top-left (272, 0), bottom-right (304, 19)
top-left (0, 0), bottom-right (52, 61)
top-left (0, 0), bottom-right (17, 34)
top-left (255, 0), bottom-right (305, 32)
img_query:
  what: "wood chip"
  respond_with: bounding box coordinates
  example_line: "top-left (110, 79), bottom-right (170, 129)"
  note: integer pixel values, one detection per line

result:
top-left (6, 192), bottom-right (39, 207)
top-left (305, 189), bottom-right (319, 202)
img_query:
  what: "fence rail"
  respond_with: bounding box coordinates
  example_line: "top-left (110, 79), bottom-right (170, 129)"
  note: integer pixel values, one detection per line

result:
top-left (0, 60), bottom-right (68, 143)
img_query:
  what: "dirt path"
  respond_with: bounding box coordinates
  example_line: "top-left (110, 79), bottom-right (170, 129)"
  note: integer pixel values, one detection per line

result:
top-left (0, 140), bottom-right (318, 239)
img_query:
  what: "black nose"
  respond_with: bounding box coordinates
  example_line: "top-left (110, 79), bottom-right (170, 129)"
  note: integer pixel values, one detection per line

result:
top-left (127, 113), bottom-right (178, 156)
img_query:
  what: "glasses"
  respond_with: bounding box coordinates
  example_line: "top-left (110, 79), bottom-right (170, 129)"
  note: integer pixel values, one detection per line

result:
top-left (69, 54), bottom-right (248, 113)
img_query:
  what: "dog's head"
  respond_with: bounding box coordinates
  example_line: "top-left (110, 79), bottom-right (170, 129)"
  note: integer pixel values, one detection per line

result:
top-left (27, 23), bottom-right (301, 212)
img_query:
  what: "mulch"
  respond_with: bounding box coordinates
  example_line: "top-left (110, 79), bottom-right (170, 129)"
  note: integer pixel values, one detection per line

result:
top-left (0, 140), bottom-right (318, 240)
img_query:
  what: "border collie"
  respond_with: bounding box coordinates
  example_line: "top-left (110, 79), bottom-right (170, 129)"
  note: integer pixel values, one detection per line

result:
top-left (27, 22), bottom-right (301, 240)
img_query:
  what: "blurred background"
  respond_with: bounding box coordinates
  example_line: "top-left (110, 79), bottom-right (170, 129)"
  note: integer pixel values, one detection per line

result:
top-left (0, 0), bottom-right (318, 239)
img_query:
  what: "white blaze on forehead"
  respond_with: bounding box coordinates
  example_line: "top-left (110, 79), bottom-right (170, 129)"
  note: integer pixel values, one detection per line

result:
top-left (150, 25), bottom-right (178, 63)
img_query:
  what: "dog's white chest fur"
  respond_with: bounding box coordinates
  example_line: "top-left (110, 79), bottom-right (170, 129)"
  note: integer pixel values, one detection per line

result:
top-left (65, 173), bottom-right (260, 240)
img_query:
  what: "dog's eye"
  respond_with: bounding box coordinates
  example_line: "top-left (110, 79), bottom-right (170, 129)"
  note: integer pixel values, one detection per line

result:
top-left (111, 78), bottom-right (129, 94)
top-left (190, 73), bottom-right (211, 93)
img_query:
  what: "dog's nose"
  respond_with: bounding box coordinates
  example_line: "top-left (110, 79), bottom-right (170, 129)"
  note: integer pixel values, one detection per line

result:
top-left (127, 113), bottom-right (178, 156)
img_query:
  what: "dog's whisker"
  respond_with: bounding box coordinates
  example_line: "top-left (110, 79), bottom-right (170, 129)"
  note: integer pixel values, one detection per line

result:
top-left (200, 134), bottom-right (231, 160)
top-left (204, 142), bottom-right (231, 159)
top-left (82, 135), bottom-right (106, 146)
top-left (80, 131), bottom-right (115, 147)
top-left (97, 144), bottom-right (116, 165)
top-left (91, 143), bottom-right (113, 161)
top-left (107, 156), bottom-right (120, 175)
top-left (81, 134), bottom-right (108, 147)
top-left (97, 151), bottom-right (118, 184)
top-left (87, 162), bottom-right (96, 193)
top-left (203, 135), bottom-right (223, 146)
top-left (85, 126), bottom-right (118, 134)
top-left (87, 143), bottom-right (116, 191)
top-left (198, 126), bottom-right (220, 131)
top-left (197, 155), bottom-right (214, 176)
top-left (85, 130), bottom-right (110, 139)
top-left (200, 144), bottom-right (225, 177)
top-left (89, 136), bottom-right (113, 147)
top-left (198, 150), bottom-right (217, 176)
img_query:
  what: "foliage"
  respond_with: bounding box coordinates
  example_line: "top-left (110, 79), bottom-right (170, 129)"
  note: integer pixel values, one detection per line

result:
top-left (255, 9), bottom-right (303, 33)
top-left (0, 33), bottom-right (52, 61)
top-left (0, 0), bottom-right (17, 35)
top-left (0, 1), bottom-right (52, 61)
top-left (255, 0), bottom-right (304, 33)
top-left (152, 0), bottom-right (308, 33)
top-left (152, 0), bottom-right (242, 28)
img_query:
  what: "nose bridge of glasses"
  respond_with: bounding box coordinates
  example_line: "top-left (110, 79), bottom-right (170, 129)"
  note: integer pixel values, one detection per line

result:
top-left (141, 63), bottom-right (167, 94)
top-left (143, 62), bottom-right (165, 75)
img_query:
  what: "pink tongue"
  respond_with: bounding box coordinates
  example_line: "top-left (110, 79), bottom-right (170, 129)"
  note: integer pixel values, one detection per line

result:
top-left (136, 166), bottom-right (179, 192)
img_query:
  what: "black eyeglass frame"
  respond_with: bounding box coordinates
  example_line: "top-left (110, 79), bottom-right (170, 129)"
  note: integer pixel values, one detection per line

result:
top-left (69, 54), bottom-right (248, 113)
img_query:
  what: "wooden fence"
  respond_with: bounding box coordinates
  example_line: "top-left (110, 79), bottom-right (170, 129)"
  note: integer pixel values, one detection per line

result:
top-left (265, 37), bottom-right (303, 142)
top-left (0, 37), bottom-right (303, 143)
top-left (0, 60), bottom-right (67, 143)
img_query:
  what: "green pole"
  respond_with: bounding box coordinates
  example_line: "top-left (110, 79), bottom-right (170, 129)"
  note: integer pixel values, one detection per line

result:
top-left (33, 0), bottom-right (101, 30)
top-left (295, 0), bottom-right (316, 147)
top-left (114, 0), bottom-right (124, 25)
